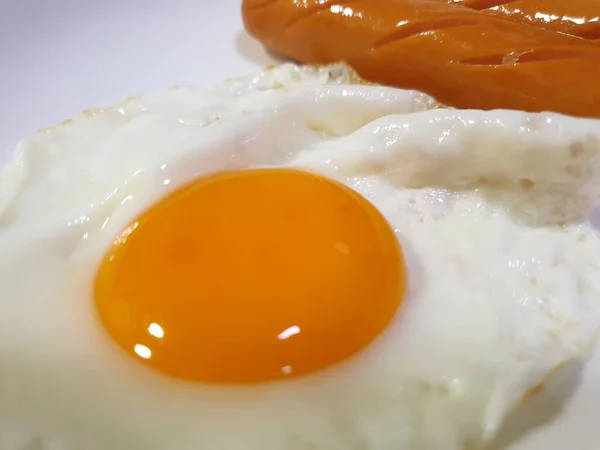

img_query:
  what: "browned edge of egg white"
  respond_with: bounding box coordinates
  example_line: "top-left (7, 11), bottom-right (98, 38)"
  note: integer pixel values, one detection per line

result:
top-left (43, 62), bottom-right (445, 137)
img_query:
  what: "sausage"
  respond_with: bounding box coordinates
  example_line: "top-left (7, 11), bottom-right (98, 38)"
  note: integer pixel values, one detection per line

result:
top-left (242, 0), bottom-right (600, 118)
top-left (446, 0), bottom-right (600, 40)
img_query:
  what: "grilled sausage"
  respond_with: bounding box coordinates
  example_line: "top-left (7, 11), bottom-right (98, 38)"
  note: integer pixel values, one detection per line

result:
top-left (242, 0), bottom-right (600, 117)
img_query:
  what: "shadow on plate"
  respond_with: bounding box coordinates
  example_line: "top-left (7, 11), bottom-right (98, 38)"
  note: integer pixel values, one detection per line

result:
top-left (235, 31), bottom-right (288, 67)
top-left (488, 361), bottom-right (584, 449)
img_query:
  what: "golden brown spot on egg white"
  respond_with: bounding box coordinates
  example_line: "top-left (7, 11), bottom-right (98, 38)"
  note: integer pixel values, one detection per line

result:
top-left (522, 382), bottom-right (545, 402)
top-left (519, 362), bottom-right (570, 406)
top-left (95, 168), bottom-right (405, 384)
top-left (570, 142), bottom-right (584, 158)
top-left (566, 165), bottom-right (583, 178)
top-left (519, 178), bottom-right (535, 190)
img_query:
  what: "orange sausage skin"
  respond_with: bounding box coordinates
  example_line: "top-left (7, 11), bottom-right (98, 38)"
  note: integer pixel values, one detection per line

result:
top-left (447, 0), bottom-right (600, 40)
top-left (243, 0), bottom-right (600, 118)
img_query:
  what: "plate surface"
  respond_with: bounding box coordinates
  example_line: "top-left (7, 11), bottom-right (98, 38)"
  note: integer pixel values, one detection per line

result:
top-left (0, 0), bottom-right (598, 449)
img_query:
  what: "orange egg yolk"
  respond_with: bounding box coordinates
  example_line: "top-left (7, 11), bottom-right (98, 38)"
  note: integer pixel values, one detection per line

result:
top-left (94, 168), bottom-right (405, 384)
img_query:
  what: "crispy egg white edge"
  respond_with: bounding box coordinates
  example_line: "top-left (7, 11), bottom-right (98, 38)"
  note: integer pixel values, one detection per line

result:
top-left (0, 64), bottom-right (599, 450)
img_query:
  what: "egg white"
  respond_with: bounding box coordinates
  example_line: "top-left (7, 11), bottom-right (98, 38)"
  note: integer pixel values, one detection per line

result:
top-left (0, 64), bottom-right (599, 450)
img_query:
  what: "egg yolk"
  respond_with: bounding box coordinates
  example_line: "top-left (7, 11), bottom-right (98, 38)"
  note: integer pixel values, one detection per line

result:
top-left (94, 168), bottom-right (405, 383)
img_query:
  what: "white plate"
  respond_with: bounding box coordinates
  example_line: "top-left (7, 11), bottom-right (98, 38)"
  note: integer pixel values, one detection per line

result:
top-left (0, 0), bottom-right (598, 449)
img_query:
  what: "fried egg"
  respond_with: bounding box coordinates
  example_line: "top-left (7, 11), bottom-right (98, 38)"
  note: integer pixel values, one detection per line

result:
top-left (0, 64), bottom-right (600, 450)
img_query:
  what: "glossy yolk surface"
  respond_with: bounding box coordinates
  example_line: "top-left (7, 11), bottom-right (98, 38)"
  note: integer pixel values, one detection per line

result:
top-left (94, 168), bottom-right (404, 384)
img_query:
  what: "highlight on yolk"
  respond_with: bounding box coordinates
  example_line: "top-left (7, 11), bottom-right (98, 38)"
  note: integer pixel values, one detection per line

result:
top-left (94, 168), bottom-right (405, 384)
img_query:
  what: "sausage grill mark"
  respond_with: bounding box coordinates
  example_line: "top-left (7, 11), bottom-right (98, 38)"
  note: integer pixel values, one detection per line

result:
top-left (373, 18), bottom-right (480, 50)
top-left (578, 25), bottom-right (600, 40)
top-left (454, 0), bottom-right (520, 10)
top-left (460, 48), bottom-right (600, 65)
